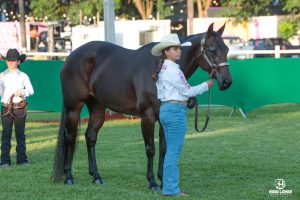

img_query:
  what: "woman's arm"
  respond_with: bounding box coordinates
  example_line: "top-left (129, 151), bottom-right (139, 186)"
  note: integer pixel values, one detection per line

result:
top-left (167, 69), bottom-right (209, 97)
top-left (22, 73), bottom-right (34, 97)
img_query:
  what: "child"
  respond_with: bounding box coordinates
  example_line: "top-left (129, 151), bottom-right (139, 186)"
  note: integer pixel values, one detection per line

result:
top-left (0, 49), bottom-right (34, 167)
top-left (151, 34), bottom-right (213, 196)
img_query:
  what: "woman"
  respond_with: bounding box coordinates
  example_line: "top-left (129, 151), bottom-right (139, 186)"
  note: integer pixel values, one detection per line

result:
top-left (0, 48), bottom-right (34, 167)
top-left (151, 34), bottom-right (213, 196)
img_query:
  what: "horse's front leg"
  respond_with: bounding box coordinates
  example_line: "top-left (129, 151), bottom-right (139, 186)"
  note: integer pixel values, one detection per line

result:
top-left (141, 109), bottom-right (160, 191)
top-left (85, 100), bottom-right (105, 184)
top-left (157, 124), bottom-right (166, 188)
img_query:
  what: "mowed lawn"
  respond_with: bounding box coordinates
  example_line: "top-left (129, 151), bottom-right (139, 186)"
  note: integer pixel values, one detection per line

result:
top-left (0, 104), bottom-right (299, 200)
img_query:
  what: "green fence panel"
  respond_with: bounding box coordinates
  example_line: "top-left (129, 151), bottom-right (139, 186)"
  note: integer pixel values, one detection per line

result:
top-left (0, 60), bottom-right (63, 111)
top-left (1, 58), bottom-right (300, 115)
top-left (188, 58), bottom-right (300, 113)
top-left (0, 60), bottom-right (91, 116)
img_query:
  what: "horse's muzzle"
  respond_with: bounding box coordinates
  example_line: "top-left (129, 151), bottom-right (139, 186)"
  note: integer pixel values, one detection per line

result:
top-left (219, 79), bottom-right (232, 90)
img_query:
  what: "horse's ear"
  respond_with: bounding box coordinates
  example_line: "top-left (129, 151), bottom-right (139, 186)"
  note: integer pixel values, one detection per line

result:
top-left (206, 23), bottom-right (214, 38)
top-left (217, 23), bottom-right (226, 36)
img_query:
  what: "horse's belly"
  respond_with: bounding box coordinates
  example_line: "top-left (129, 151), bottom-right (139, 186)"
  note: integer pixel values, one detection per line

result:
top-left (95, 90), bottom-right (139, 116)
top-left (108, 99), bottom-right (138, 115)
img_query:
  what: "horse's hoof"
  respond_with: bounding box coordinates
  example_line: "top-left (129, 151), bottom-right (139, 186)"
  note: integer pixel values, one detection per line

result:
top-left (148, 185), bottom-right (160, 192)
top-left (93, 178), bottom-right (104, 185)
top-left (64, 178), bottom-right (75, 185)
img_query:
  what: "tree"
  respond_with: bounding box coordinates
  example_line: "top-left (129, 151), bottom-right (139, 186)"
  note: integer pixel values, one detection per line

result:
top-left (30, 0), bottom-right (64, 21)
top-left (195, 0), bottom-right (213, 17)
top-left (67, 0), bottom-right (103, 24)
top-left (218, 0), bottom-right (272, 20)
top-left (279, 0), bottom-right (300, 39)
top-left (278, 21), bottom-right (297, 39)
top-left (115, 1), bottom-right (139, 19)
top-left (128, 0), bottom-right (154, 19)
top-left (282, 0), bottom-right (299, 14)
top-left (30, 0), bottom-right (122, 24)
top-left (156, 0), bottom-right (173, 19)
top-left (218, 0), bottom-right (300, 39)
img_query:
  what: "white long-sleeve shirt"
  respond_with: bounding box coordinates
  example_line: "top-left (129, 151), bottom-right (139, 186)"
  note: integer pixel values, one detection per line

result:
top-left (0, 69), bottom-right (34, 104)
top-left (156, 59), bottom-right (208, 102)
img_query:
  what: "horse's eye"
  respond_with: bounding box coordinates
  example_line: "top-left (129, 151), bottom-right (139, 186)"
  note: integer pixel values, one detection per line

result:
top-left (208, 48), bottom-right (217, 55)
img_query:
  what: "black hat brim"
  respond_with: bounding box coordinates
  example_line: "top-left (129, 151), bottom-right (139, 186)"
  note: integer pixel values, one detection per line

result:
top-left (1, 54), bottom-right (27, 63)
top-left (19, 54), bottom-right (27, 63)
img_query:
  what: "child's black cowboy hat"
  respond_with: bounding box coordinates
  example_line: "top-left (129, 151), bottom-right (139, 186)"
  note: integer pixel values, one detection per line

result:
top-left (1, 48), bottom-right (27, 63)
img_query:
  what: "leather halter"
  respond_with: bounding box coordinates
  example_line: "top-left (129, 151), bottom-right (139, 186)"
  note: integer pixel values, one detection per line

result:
top-left (193, 34), bottom-right (229, 132)
top-left (196, 34), bottom-right (229, 78)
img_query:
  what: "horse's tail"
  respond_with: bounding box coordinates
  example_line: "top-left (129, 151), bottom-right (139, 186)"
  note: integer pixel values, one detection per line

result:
top-left (51, 105), bottom-right (67, 182)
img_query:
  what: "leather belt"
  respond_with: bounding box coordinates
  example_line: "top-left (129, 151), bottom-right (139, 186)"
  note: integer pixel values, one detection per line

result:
top-left (163, 100), bottom-right (187, 105)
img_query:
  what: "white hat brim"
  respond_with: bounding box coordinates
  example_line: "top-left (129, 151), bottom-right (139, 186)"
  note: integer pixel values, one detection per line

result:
top-left (151, 41), bottom-right (192, 56)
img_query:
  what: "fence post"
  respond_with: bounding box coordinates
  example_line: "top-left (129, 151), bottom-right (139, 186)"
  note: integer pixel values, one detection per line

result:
top-left (275, 45), bottom-right (280, 58)
top-left (103, 0), bottom-right (115, 44)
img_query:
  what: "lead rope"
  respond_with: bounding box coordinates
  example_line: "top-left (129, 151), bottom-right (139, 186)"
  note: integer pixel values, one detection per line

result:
top-left (193, 34), bottom-right (228, 132)
top-left (194, 87), bottom-right (211, 132)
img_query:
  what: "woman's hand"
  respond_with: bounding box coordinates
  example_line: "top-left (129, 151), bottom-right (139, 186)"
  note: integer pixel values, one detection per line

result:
top-left (206, 80), bottom-right (213, 88)
top-left (14, 89), bottom-right (22, 97)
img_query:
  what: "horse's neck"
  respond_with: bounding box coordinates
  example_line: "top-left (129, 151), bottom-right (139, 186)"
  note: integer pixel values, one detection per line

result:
top-left (179, 33), bottom-right (205, 79)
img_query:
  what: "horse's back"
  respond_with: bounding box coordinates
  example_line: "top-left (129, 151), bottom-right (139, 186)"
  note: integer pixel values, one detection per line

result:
top-left (60, 40), bottom-right (159, 115)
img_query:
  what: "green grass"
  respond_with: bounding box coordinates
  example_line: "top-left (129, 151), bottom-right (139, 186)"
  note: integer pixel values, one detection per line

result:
top-left (0, 104), bottom-right (300, 200)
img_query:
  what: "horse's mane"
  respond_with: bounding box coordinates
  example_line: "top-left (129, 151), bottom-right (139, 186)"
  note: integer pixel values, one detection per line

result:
top-left (103, 32), bottom-right (210, 53)
top-left (180, 31), bottom-right (223, 45)
top-left (89, 30), bottom-right (223, 54)
top-left (137, 42), bottom-right (156, 51)
top-left (104, 31), bottom-right (221, 55)
top-left (180, 33), bottom-right (203, 44)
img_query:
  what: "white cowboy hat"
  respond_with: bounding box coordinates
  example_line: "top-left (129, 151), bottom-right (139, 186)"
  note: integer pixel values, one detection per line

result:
top-left (151, 34), bottom-right (192, 56)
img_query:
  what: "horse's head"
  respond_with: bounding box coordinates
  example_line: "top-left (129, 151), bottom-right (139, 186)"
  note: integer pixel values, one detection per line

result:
top-left (196, 23), bottom-right (232, 90)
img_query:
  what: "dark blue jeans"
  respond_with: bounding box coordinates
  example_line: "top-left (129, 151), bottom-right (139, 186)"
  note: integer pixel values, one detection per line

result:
top-left (159, 102), bottom-right (187, 195)
top-left (1, 106), bottom-right (27, 165)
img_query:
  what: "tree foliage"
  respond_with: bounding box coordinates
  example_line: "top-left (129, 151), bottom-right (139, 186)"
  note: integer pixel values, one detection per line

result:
top-left (278, 21), bottom-right (297, 39)
top-left (30, 0), bottom-right (122, 24)
top-left (128, 0), bottom-right (154, 19)
top-left (195, 0), bottom-right (213, 17)
top-left (67, 0), bottom-right (103, 24)
top-left (156, 0), bottom-right (173, 19)
top-left (282, 0), bottom-right (299, 13)
top-left (30, 0), bottom-right (64, 21)
top-left (28, 0), bottom-right (300, 39)
top-left (218, 0), bottom-right (272, 20)
top-left (218, 0), bottom-right (300, 39)
top-left (280, 0), bottom-right (300, 38)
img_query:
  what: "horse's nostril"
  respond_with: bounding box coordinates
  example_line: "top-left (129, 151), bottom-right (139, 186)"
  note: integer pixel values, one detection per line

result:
top-left (221, 79), bottom-right (231, 90)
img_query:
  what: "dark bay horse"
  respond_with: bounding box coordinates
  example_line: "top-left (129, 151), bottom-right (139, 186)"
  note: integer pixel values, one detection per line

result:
top-left (52, 23), bottom-right (232, 189)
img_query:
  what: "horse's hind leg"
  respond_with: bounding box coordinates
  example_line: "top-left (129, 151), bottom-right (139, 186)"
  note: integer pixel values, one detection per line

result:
top-left (157, 124), bottom-right (166, 187)
top-left (141, 108), bottom-right (160, 191)
top-left (64, 102), bottom-right (84, 184)
top-left (85, 96), bottom-right (105, 184)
